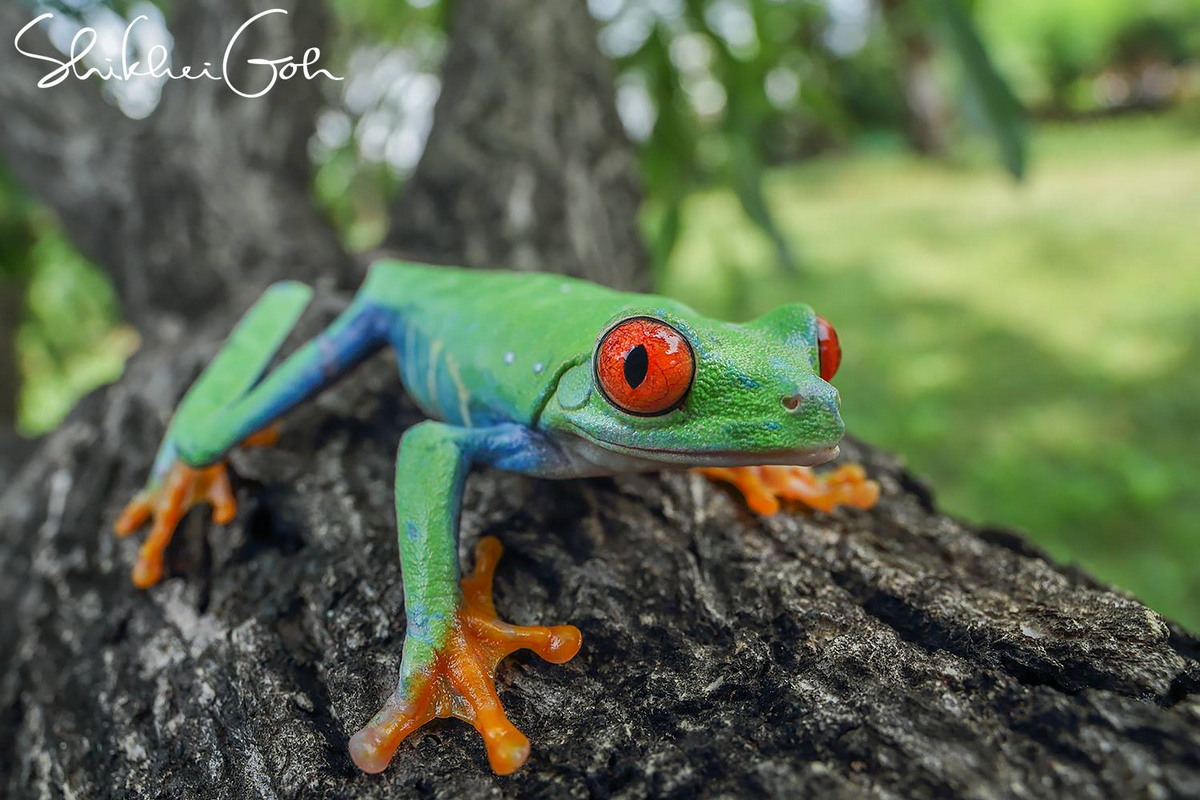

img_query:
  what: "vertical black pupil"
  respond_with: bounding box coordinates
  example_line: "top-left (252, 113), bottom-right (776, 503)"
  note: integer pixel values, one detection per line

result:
top-left (624, 344), bottom-right (649, 389)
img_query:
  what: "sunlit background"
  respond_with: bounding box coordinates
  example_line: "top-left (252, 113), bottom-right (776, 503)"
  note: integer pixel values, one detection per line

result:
top-left (2, 0), bottom-right (1198, 625)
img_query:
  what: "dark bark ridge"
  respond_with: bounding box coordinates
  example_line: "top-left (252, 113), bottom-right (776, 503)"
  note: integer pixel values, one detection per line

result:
top-left (0, 306), bottom-right (1197, 799)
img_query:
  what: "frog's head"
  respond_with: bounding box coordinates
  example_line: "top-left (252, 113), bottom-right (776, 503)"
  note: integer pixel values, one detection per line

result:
top-left (542, 301), bottom-right (847, 469)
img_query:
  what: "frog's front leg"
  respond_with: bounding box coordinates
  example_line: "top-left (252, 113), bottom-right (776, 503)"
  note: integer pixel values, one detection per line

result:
top-left (349, 421), bottom-right (581, 776)
top-left (115, 283), bottom-right (389, 586)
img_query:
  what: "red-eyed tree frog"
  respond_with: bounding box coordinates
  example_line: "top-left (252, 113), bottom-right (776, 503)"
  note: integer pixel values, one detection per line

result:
top-left (115, 260), bottom-right (878, 775)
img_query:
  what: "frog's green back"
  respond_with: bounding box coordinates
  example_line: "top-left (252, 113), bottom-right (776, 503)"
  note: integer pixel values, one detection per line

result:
top-left (362, 260), bottom-right (687, 426)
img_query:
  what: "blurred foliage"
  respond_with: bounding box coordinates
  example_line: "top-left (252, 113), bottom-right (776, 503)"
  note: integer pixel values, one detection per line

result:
top-left (312, 0), bottom-right (448, 250)
top-left (599, 0), bottom-right (1026, 274)
top-left (931, 0), bottom-right (1025, 177)
top-left (308, 0), bottom-right (1029, 273)
top-left (17, 237), bottom-right (132, 435)
top-left (662, 110), bottom-right (1200, 627)
top-left (0, 171), bottom-right (37, 425)
top-left (4, 188), bottom-right (130, 433)
top-left (978, 0), bottom-right (1200, 114)
top-left (306, 0), bottom-right (1196, 282)
top-left (0, 171), bottom-right (37, 285)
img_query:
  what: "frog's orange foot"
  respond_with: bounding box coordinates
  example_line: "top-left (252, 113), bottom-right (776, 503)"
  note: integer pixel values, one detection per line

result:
top-left (696, 463), bottom-right (879, 515)
top-left (114, 425), bottom-right (279, 588)
top-left (114, 460), bottom-right (235, 588)
top-left (349, 536), bottom-right (582, 776)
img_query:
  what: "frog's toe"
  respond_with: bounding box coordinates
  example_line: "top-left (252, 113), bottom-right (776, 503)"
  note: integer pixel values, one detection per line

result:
top-left (696, 463), bottom-right (880, 514)
top-left (116, 460), bottom-right (235, 588)
top-left (115, 426), bottom-right (279, 588)
top-left (350, 536), bottom-right (581, 775)
top-left (348, 692), bottom-right (437, 774)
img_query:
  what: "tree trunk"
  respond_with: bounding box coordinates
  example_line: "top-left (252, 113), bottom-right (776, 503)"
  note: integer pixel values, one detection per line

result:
top-left (0, 279), bottom-right (22, 431)
top-left (1, 2), bottom-right (1198, 799)
top-left (0, 278), bottom-right (34, 487)
top-left (0, 186), bottom-right (36, 479)
top-left (385, 0), bottom-right (648, 290)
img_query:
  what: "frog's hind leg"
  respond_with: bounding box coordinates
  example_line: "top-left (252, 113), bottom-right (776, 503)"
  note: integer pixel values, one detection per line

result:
top-left (696, 463), bottom-right (879, 515)
top-left (349, 421), bottom-right (581, 775)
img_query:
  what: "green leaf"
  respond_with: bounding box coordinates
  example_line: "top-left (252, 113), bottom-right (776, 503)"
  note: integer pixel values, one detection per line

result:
top-left (931, 0), bottom-right (1027, 179)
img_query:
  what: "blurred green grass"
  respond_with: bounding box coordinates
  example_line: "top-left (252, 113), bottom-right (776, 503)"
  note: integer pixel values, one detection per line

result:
top-left (662, 111), bottom-right (1200, 628)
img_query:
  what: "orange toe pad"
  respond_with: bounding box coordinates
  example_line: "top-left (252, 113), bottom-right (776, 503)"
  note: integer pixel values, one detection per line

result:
top-left (114, 461), bottom-right (236, 588)
top-left (349, 536), bottom-right (582, 775)
top-left (696, 463), bottom-right (879, 515)
top-left (114, 424), bottom-right (280, 588)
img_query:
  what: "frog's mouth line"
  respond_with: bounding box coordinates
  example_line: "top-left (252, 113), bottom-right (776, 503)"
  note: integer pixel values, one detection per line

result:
top-left (574, 427), bottom-right (840, 468)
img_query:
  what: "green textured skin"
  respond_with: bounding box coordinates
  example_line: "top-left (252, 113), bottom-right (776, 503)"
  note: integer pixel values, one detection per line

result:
top-left (360, 262), bottom-right (844, 457)
top-left (155, 259), bottom-right (845, 702)
top-left (392, 422), bottom-right (472, 676)
top-left (149, 281), bottom-right (314, 479)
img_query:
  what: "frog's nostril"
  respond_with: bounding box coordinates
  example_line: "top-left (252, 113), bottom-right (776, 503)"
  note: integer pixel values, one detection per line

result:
top-left (781, 395), bottom-right (802, 412)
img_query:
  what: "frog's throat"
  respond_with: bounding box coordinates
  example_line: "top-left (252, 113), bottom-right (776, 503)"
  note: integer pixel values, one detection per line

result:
top-left (570, 427), bottom-right (840, 469)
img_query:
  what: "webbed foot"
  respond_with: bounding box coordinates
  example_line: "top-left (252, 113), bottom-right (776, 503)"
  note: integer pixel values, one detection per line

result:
top-left (696, 463), bottom-right (879, 515)
top-left (349, 536), bottom-right (582, 775)
top-left (114, 425), bottom-right (279, 587)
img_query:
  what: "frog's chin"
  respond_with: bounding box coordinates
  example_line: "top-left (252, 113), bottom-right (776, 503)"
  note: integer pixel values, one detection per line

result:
top-left (618, 443), bottom-right (839, 468)
top-left (578, 434), bottom-right (840, 469)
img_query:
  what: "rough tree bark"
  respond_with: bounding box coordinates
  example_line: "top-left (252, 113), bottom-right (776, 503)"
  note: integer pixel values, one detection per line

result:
top-left (0, 280), bottom-right (22, 431)
top-left (0, 178), bottom-right (38, 481)
top-left (1, 2), bottom-right (1198, 800)
top-left (0, 279), bottom-right (33, 485)
top-left (386, 0), bottom-right (648, 290)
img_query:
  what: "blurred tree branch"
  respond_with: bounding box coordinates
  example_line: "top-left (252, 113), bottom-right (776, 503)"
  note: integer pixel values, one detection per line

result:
top-left (929, 0), bottom-right (1026, 178)
top-left (881, 0), bottom-right (951, 157)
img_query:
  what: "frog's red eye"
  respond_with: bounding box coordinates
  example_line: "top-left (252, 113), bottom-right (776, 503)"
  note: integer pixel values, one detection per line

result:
top-left (816, 315), bottom-right (841, 382)
top-left (594, 317), bottom-right (695, 416)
